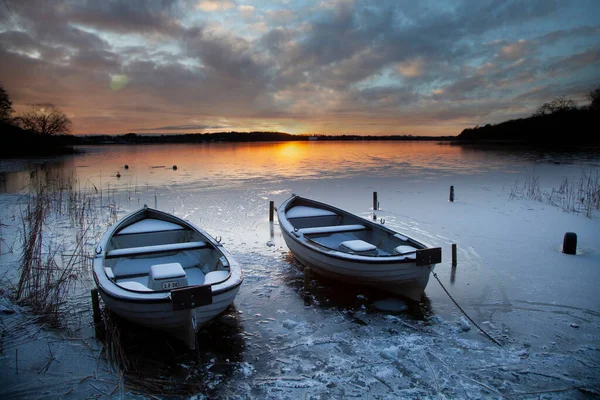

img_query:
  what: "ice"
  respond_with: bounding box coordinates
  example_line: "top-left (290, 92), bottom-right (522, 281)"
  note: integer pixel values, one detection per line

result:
top-left (0, 143), bottom-right (599, 399)
top-left (373, 298), bottom-right (408, 312)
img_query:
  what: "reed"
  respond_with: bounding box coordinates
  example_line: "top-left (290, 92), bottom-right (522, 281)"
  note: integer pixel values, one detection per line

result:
top-left (511, 169), bottom-right (600, 218)
top-left (13, 171), bottom-right (118, 329)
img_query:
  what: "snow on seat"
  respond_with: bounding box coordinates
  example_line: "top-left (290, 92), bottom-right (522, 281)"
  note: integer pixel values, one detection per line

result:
top-left (286, 206), bottom-right (337, 219)
top-left (106, 241), bottom-right (208, 258)
top-left (394, 245), bottom-right (418, 259)
top-left (149, 262), bottom-right (188, 290)
top-left (117, 281), bottom-right (153, 291)
top-left (298, 224), bottom-right (366, 235)
top-left (204, 270), bottom-right (230, 285)
top-left (150, 262), bottom-right (185, 280)
top-left (340, 240), bottom-right (377, 253)
top-left (117, 219), bottom-right (184, 235)
top-left (340, 240), bottom-right (378, 256)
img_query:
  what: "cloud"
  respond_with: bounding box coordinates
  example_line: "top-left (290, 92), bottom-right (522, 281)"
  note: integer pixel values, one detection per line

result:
top-left (238, 5), bottom-right (255, 19)
top-left (1, 0), bottom-right (599, 135)
top-left (498, 39), bottom-right (529, 61)
top-left (132, 124), bottom-right (227, 131)
top-left (265, 9), bottom-right (298, 24)
top-left (196, 0), bottom-right (235, 12)
top-left (395, 58), bottom-right (425, 78)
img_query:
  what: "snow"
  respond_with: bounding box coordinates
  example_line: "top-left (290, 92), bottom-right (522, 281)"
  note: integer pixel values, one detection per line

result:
top-left (297, 223), bottom-right (366, 235)
top-left (0, 142), bottom-right (599, 399)
top-left (286, 206), bottom-right (336, 219)
top-left (340, 239), bottom-right (377, 252)
top-left (117, 218), bottom-right (184, 234)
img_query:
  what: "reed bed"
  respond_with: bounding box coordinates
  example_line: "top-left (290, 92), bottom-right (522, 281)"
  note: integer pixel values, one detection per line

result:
top-left (13, 171), bottom-right (118, 329)
top-left (510, 168), bottom-right (600, 218)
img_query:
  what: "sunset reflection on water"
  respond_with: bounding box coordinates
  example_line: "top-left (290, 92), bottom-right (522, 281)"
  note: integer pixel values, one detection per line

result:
top-left (0, 141), bottom-right (522, 194)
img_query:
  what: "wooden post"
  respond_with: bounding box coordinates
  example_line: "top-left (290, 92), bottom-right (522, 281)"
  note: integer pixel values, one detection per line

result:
top-left (269, 201), bottom-right (274, 222)
top-left (373, 192), bottom-right (378, 210)
top-left (304, 268), bottom-right (311, 291)
top-left (449, 186), bottom-right (455, 202)
top-left (562, 232), bottom-right (577, 255)
top-left (91, 288), bottom-right (101, 334)
top-left (451, 243), bottom-right (457, 267)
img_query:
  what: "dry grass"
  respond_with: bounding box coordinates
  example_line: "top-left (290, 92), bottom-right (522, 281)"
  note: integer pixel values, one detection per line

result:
top-left (13, 172), bottom-right (118, 329)
top-left (510, 168), bottom-right (600, 218)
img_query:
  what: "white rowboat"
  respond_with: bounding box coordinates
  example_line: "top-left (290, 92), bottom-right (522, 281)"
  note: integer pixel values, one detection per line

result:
top-left (93, 206), bottom-right (243, 349)
top-left (278, 195), bottom-right (441, 302)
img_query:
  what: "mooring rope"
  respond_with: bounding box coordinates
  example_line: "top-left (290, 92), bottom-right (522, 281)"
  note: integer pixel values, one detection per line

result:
top-left (432, 272), bottom-right (503, 347)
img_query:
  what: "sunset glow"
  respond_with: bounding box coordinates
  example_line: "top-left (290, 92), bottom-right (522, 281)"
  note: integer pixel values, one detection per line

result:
top-left (1, 1), bottom-right (599, 136)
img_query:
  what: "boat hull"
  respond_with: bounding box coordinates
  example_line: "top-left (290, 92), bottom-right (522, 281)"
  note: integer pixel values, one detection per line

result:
top-left (278, 196), bottom-right (440, 302)
top-left (96, 282), bottom-right (241, 348)
top-left (281, 229), bottom-right (433, 302)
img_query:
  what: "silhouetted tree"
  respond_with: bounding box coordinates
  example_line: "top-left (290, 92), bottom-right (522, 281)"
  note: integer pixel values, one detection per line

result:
top-left (589, 86), bottom-right (600, 111)
top-left (0, 82), bottom-right (13, 122)
top-left (18, 103), bottom-right (72, 136)
top-left (533, 95), bottom-right (577, 116)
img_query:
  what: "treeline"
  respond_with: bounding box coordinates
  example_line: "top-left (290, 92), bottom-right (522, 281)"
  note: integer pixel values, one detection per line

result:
top-left (457, 86), bottom-right (600, 145)
top-left (60, 132), bottom-right (454, 145)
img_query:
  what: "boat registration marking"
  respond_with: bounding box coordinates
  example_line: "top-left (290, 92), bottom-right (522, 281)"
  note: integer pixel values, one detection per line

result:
top-left (162, 281), bottom-right (180, 290)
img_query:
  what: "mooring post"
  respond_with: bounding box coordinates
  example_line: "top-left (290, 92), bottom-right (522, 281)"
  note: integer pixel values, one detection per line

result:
top-left (449, 186), bottom-right (455, 202)
top-left (304, 268), bottom-right (311, 291)
top-left (91, 288), bottom-right (101, 334)
top-left (373, 192), bottom-right (378, 210)
top-left (452, 243), bottom-right (457, 267)
top-left (562, 232), bottom-right (577, 255)
top-left (269, 200), bottom-right (274, 222)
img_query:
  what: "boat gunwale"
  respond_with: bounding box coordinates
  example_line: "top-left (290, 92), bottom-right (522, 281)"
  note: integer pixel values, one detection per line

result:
top-left (278, 195), bottom-right (433, 265)
top-left (93, 206), bottom-right (243, 303)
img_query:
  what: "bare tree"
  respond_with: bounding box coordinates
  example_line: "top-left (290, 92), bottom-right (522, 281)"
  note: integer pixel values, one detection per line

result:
top-left (0, 82), bottom-right (14, 122)
top-left (533, 95), bottom-right (577, 116)
top-left (19, 103), bottom-right (72, 136)
top-left (589, 86), bottom-right (600, 111)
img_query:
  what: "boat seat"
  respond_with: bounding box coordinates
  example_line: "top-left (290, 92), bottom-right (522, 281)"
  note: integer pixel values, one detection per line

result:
top-left (340, 240), bottom-right (378, 256)
top-left (117, 219), bottom-right (185, 235)
top-left (297, 224), bottom-right (366, 235)
top-left (106, 241), bottom-right (208, 258)
top-left (287, 206), bottom-right (337, 219)
top-left (394, 245), bottom-right (418, 259)
top-left (148, 262), bottom-right (188, 290)
top-left (204, 270), bottom-right (230, 285)
top-left (117, 281), bottom-right (153, 291)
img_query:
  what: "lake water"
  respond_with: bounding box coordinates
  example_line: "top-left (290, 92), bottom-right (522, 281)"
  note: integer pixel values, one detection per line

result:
top-left (0, 141), bottom-right (599, 399)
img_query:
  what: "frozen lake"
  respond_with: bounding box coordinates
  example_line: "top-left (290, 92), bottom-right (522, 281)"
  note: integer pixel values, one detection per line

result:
top-left (0, 141), bottom-right (599, 399)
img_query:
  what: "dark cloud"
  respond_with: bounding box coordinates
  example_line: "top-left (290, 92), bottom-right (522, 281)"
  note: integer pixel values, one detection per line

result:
top-left (0, 0), bottom-right (599, 135)
top-left (64, 0), bottom-right (184, 36)
top-left (132, 124), bottom-right (226, 131)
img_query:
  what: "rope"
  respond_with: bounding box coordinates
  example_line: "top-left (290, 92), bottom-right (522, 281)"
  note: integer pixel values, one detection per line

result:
top-left (432, 272), bottom-right (503, 347)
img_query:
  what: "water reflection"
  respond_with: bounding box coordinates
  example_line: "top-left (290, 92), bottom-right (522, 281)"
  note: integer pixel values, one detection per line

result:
top-left (280, 252), bottom-right (433, 322)
top-left (98, 305), bottom-right (245, 397)
top-left (0, 141), bottom-right (536, 194)
top-left (0, 159), bottom-right (78, 194)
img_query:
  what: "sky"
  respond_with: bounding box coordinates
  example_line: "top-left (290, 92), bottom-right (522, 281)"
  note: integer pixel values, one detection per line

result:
top-left (1, 0), bottom-right (599, 136)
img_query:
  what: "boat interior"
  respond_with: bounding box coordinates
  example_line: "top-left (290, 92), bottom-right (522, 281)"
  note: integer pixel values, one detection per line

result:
top-left (102, 217), bottom-right (230, 292)
top-left (285, 203), bottom-right (421, 258)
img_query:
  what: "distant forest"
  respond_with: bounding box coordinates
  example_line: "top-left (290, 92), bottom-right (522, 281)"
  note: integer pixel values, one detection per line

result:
top-left (60, 131), bottom-right (454, 145)
top-left (456, 86), bottom-right (600, 145)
